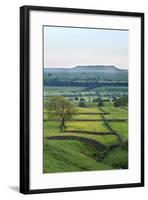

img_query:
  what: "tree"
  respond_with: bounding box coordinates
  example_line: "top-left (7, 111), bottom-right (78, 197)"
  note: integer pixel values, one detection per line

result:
top-left (111, 96), bottom-right (117, 102)
top-left (113, 96), bottom-right (128, 107)
top-left (79, 101), bottom-right (86, 107)
top-left (74, 97), bottom-right (79, 101)
top-left (114, 99), bottom-right (121, 107)
top-left (97, 98), bottom-right (104, 107)
top-left (88, 96), bottom-right (91, 102)
top-left (92, 98), bottom-right (97, 103)
top-left (47, 96), bottom-right (75, 131)
top-left (80, 97), bottom-right (85, 102)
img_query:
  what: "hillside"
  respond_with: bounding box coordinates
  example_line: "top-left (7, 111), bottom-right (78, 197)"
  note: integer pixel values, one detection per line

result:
top-left (69, 65), bottom-right (126, 72)
top-left (44, 65), bottom-right (127, 73)
top-left (44, 65), bottom-right (128, 85)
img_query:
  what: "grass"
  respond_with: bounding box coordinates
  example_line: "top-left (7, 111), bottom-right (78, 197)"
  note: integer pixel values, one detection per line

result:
top-left (44, 86), bottom-right (84, 96)
top-left (43, 101), bottom-right (128, 172)
top-left (98, 102), bottom-right (128, 119)
top-left (44, 105), bottom-right (101, 121)
top-left (100, 105), bottom-right (127, 114)
top-left (44, 121), bottom-right (118, 145)
top-left (98, 103), bottom-right (128, 140)
top-left (73, 114), bottom-right (101, 120)
top-left (44, 113), bottom-right (102, 121)
top-left (76, 107), bottom-right (99, 113)
top-left (44, 121), bottom-right (61, 136)
top-left (105, 112), bottom-right (128, 119)
top-left (43, 112), bottom-right (48, 121)
top-left (109, 122), bottom-right (128, 140)
top-left (65, 121), bottom-right (108, 132)
top-left (92, 86), bottom-right (128, 93)
top-left (43, 69), bottom-right (128, 173)
top-left (102, 147), bottom-right (128, 169)
top-left (44, 138), bottom-right (113, 173)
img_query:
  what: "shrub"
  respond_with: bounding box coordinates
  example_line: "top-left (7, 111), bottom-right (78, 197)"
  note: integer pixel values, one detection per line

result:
top-left (80, 97), bottom-right (85, 102)
top-left (114, 96), bottom-right (128, 107)
top-left (79, 101), bottom-right (86, 107)
top-left (97, 98), bottom-right (104, 107)
top-left (92, 98), bottom-right (97, 103)
top-left (74, 97), bottom-right (79, 101)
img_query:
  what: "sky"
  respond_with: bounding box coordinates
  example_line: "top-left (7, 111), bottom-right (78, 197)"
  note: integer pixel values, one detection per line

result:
top-left (44, 26), bottom-right (128, 69)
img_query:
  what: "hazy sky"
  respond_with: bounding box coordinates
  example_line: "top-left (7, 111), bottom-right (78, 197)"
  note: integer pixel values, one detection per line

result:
top-left (44, 26), bottom-right (128, 69)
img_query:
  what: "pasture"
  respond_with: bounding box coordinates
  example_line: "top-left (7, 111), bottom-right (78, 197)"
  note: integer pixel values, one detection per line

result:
top-left (43, 99), bottom-right (128, 173)
top-left (43, 66), bottom-right (128, 173)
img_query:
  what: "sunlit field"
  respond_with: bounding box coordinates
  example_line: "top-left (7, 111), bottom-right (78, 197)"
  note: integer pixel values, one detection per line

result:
top-left (44, 94), bottom-right (128, 173)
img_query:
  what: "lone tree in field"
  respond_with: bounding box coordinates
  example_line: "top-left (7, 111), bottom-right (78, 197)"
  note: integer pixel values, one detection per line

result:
top-left (47, 96), bottom-right (75, 131)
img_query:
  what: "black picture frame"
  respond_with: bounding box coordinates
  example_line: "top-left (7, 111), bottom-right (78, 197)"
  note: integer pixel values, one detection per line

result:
top-left (20, 5), bottom-right (144, 194)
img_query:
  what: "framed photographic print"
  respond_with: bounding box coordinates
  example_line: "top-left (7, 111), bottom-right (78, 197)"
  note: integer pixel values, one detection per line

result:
top-left (20, 5), bottom-right (144, 194)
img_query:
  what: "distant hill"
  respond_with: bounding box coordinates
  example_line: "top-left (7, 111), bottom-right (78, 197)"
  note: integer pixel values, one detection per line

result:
top-left (44, 65), bottom-right (127, 73)
top-left (69, 65), bottom-right (127, 72)
top-left (44, 65), bottom-right (128, 85)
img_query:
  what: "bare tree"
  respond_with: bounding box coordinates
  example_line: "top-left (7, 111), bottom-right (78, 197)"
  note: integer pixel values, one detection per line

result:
top-left (47, 96), bottom-right (75, 131)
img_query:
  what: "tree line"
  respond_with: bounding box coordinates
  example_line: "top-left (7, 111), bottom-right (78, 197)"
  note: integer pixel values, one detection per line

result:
top-left (44, 80), bottom-right (128, 87)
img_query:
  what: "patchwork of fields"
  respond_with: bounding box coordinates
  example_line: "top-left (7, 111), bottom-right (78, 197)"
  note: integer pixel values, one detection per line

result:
top-left (43, 101), bottom-right (128, 173)
top-left (43, 66), bottom-right (128, 173)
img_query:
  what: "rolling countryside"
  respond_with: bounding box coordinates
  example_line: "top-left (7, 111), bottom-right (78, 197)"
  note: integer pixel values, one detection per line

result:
top-left (43, 65), bottom-right (128, 173)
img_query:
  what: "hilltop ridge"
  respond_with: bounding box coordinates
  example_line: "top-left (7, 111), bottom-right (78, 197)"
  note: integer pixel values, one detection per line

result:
top-left (44, 65), bottom-right (127, 72)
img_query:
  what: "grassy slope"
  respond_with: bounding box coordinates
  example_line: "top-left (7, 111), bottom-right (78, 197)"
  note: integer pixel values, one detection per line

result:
top-left (44, 102), bottom-right (128, 172)
top-left (44, 139), bottom-right (113, 173)
top-left (109, 122), bottom-right (128, 140)
top-left (98, 103), bottom-right (128, 140)
top-left (102, 147), bottom-right (128, 169)
top-left (100, 102), bottom-right (128, 119)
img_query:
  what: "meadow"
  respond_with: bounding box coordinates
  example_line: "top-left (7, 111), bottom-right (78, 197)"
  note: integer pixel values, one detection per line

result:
top-left (43, 66), bottom-right (128, 173)
top-left (44, 99), bottom-right (128, 173)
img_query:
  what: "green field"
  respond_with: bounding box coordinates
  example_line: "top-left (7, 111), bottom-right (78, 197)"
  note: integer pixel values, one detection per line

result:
top-left (109, 122), bottom-right (128, 140)
top-left (72, 114), bottom-right (101, 120)
top-left (65, 121), bottom-right (108, 132)
top-left (100, 102), bottom-right (128, 119)
top-left (102, 146), bottom-right (128, 169)
top-left (75, 107), bottom-right (99, 113)
top-left (44, 122), bottom-right (118, 145)
top-left (44, 86), bottom-right (85, 96)
top-left (44, 99), bottom-right (128, 173)
top-left (43, 66), bottom-right (128, 173)
top-left (44, 85), bottom-right (128, 98)
top-left (44, 140), bottom-right (113, 173)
